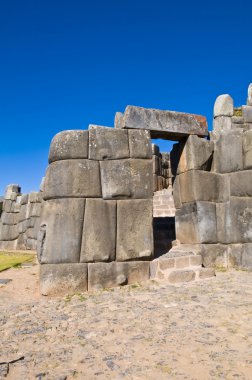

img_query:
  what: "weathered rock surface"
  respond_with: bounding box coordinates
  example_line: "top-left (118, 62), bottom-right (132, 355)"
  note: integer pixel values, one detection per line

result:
top-left (230, 170), bottom-right (252, 197)
top-left (49, 130), bottom-right (89, 163)
top-left (213, 94), bottom-right (234, 117)
top-left (80, 199), bottom-right (116, 262)
top-left (128, 129), bottom-right (152, 158)
top-left (40, 263), bottom-right (88, 296)
top-left (88, 126), bottom-right (129, 160)
top-left (120, 106), bottom-right (208, 140)
top-left (116, 199), bottom-right (153, 261)
top-left (43, 159), bottom-right (101, 199)
top-left (100, 159), bottom-right (152, 200)
top-left (37, 198), bottom-right (85, 263)
top-left (213, 116), bottom-right (232, 134)
top-left (247, 83), bottom-right (252, 106)
top-left (88, 261), bottom-right (150, 290)
top-left (242, 105), bottom-right (252, 123)
top-left (243, 129), bottom-right (252, 169)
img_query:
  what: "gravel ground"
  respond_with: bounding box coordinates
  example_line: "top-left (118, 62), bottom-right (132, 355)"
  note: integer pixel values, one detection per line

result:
top-left (0, 263), bottom-right (252, 380)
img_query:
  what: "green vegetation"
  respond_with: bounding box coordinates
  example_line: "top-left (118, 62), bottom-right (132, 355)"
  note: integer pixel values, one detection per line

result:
top-left (233, 107), bottom-right (242, 117)
top-left (0, 251), bottom-right (34, 272)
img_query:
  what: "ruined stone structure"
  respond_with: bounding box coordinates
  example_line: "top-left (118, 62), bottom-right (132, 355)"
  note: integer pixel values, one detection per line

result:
top-left (0, 84), bottom-right (252, 296)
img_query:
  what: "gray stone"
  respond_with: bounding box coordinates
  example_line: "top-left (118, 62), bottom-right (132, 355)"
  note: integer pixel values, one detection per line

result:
top-left (29, 192), bottom-right (42, 203)
top-left (43, 159), bottom-right (101, 200)
top-left (37, 198), bottom-right (85, 263)
top-left (213, 116), bottom-right (232, 134)
top-left (152, 155), bottom-right (160, 174)
top-left (20, 194), bottom-right (29, 205)
top-left (40, 263), bottom-right (88, 296)
top-left (0, 224), bottom-right (19, 241)
top-left (172, 175), bottom-right (182, 209)
top-left (18, 220), bottom-right (29, 234)
top-left (217, 197), bottom-right (252, 243)
top-left (114, 112), bottom-right (124, 129)
top-left (19, 204), bottom-right (30, 222)
top-left (228, 244), bottom-right (243, 268)
top-left (152, 144), bottom-right (160, 155)
top-left (121, 106), bottom-right (208, 140)
top-left (212, 129), bottom-right (243, 173)
top-left (213, 94), bottom-right (233, 117)
top-left (242, 105), bottom-right (252, 123)
top-left (80, 199), bottom-right (116, 262)
top-left (153, 174), bottom-right (158, 192)
top-left (176, 201), bottom-right (217, 244)
top-left (128, 130), bottom-right (152, 159)
top-left (49, 130), bottom-right (89, 163)
top-left (88, 261), bottom-right (150, 290)
top-left (247, 83), bottom-right (252, 106)
top-left (198, 268), bottom-right (216, 279)
top-left (232, 116), bottom-right (245, 124)
top-left (176, 135), bottom-right (213, 174)
top-left (178, 170), bottom-right (229, 203)
top-left (242, 244), bottom-right (252, 270)
top-left (117, 199), bottom-right (153, 261)
top-left (0, 240), bottom-right (17, 250)
top-left (243, 130), bottom-right (252, 169)
top-left (200, 244), bottom-right (228, 268)
top-left (4, 184), bottom-right (20, 200)
top-left (1, 212), bottom-right (18, 225)
top-left (2, 200), bottom-right (13, 213)
top-left (40, 177), bottom-right (45, 192)
top-left (168, 270), bottom-right (196, 283)
top-left (100, 159), bottom-right (153, 200)
top-left (230, 170), bottom-right (252, 197)
top-left (26, 238), bottom-right (37, 250)
top-left (88, 126), bottom-right (129, 160)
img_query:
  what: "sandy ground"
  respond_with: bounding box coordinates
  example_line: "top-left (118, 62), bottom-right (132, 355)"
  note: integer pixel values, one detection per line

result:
top-left (0, 260), bottom-right (252, 380)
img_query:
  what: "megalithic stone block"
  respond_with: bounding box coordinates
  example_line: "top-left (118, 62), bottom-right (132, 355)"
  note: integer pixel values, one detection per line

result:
top-left (242, 106), bottom-right (252, 123)
top-left (49, 130), bottom-right (89, 163)
top-left (230, 170), bottom-right (252, 197)
top-left (88, 126), bottom-right (130, 160)
top-left (176, 135), bottom-right (213, 174)
top-left (88, 261), bottom-right (150, 290)
top-left (212, 129), bottom-right (243, 173)
top-left (80, 199), bottom-right (116, 262)
top-left (128, 130), bottom-right (152, 159)
top-left (5, 184), bottom-right (20, 200)
top-left (178, 170), bottom-right (229, 203)
top-left (213, 94), bottom-right (234, 117)
top-left (243, 130), bottom-right (252, 169)
top-left (116, 199), bottom-right (153, 261)
top-left (247, 83), bottom-right (252, 106)
top-left (213, 116), bottom-right (232, 134)
top-left (120, 106), bottom-right (208, 140)
top-left (216, 197), bottom-right (252, 244)
top-left (100, 159), bottom-right (153, 200)
top-left (175, 201), bottom-right (217, 244)
top-left (37, 198), bottom-right (85, 263)
top-left (40, 263), bottom-right (88, 296)
top-left (114, 112), bottom-right (124, 129)
top-left (43, 159), bottom-right (101, 200)
top-left (0, 224), bottom-right (19, 241)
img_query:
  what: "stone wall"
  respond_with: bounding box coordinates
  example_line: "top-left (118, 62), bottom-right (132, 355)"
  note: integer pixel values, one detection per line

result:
top-left (38, 126), bottom-right (154, 295)
top-left (0, 184), bottom-right (42, 250)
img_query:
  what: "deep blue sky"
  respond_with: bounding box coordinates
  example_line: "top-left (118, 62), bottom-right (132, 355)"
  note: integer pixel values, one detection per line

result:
top-left (0, 0), bottom-right (251, 194)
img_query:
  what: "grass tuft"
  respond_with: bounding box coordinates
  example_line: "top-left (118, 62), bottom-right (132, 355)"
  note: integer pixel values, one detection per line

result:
top-left (0, 251), bottom-right (34, 272)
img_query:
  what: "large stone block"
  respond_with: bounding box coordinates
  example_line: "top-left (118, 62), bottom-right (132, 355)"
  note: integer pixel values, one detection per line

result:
top-left (100, 159), bottom-right (153, 200)
top-left (121, 106), bottom-right (208, 140)
top-left (88, 261), bottom-right (150, 290)
top-left (242, 244), bottom-right (252, 270)
top-left (49, 130), bottom-right (89, 163)
top-left (29, 192), bottom-right (42, 203)
top-left (217, 197), bottom-right (252, 243)
top-left (117, 199), bottom-right (153, 261)
top-left (128, 130), bottom-right (152, 159)
top-left (200, 244), bottom-right (228, 268)
top-left (242, 106), bottom-right (252, 123)
top-left (176, 135), bottom-right (213, 174)
top-left (80, 199), bottom-right (116, 262)
top-left (243, 130), bottom-right (252, 169)
top-left (4, 184), bottom-right (20, 200)
top-left (230, 170), bottom-right (252, 197)
top-left (247, 83), bottom-right (252, 106)
top-left (212, 129), bottom-right (243, 173)
top-left (40, 263), bottom-right (88, 296)
top-left (228, 244), bottom-right (243, 268)
top-left (88, 126), bottom-right (129, 160)
top-left (0, 224), bottom-right (19, 241)
top-left (213, 116), bottom-right (232, 134)
top-left (19, 204), bottom-right (31, 222)
top-left (176, 201), bottom-right (217, 244)
top-left (114, 112), bottom-right (124, 129)
top-left (213, 94), bottom-right (234, 117)
top-left (172, 175), bottom-right (182, 209)
top-left (178, 170), bottom-right (229, 203)
top-left (37, 198), bottom-right (85, 263)
top-left (43, 159), bottom-right (101, 200)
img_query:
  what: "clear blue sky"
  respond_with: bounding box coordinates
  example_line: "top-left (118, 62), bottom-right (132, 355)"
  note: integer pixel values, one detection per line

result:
top-left (0, 0), bottom-right (251, 194)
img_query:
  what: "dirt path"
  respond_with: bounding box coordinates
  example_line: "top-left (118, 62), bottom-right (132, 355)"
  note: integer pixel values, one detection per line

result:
top-left (0, 262), bottom-right (252, 379)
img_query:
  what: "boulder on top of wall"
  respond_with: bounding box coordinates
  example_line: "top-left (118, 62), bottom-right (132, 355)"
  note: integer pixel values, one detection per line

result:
top-left (37, 198), bottom-right (85, 264)
top-left (212, 129), bottom-right (243, 173)
top-left (116, 199), bottom-right (153, 261)
top-left (176, 135), bottom-right (213, 174)
top-left (178, 170), bottom-right (229, 203)
top-left (49, 130), bottom-right (89, 163)
top-left (213, 94), bottom-right (234, 117)
top-left (80, 198), bottom-right (116, 263)
top-left (128, 129), bottom-right (152, 159)
top-left (176, 201), bottom-right (217, 244)
top-left (114, 112), bottom-right (124, 129)
top-left (88, 125), bottom-right (129, 160)
top-left (216, 198), bottom-right (252, 244)
top-left (88, 261), bottom-right (150, 291)
top-left (43, 159), bottom-right (101, 200)
top-left (119, 106), bottom-right (208, 140)
top-left (243, 130), bottom-right (252, 169)
top-left (5, 185), bottom-right (20, 200)
top-left (247, 83), bottom-right (252, 106)
top-left (100, 159), bottom-right (153, 200)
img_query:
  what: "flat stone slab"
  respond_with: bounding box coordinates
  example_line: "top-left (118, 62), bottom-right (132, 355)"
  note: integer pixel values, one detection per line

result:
top-left (0, 279), bottom-right (12, 285)
top-left (120, 106), bottom-right (208, 140)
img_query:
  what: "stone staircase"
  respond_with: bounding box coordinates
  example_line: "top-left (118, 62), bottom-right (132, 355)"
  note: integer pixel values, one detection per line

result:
top-left (150, 245), bottom-right (215, 284)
